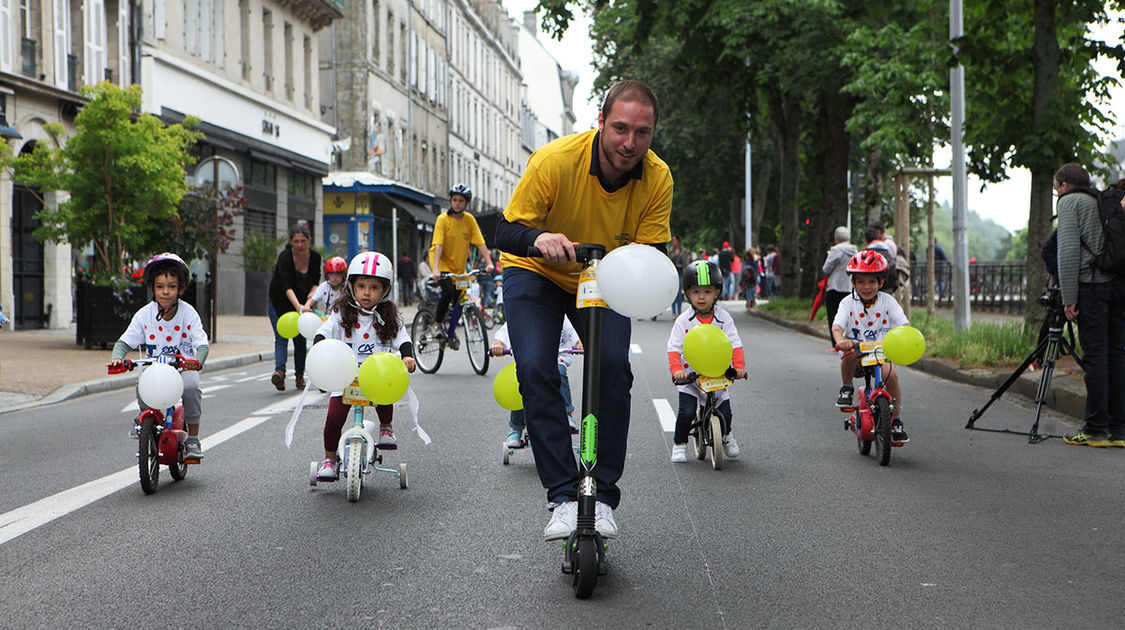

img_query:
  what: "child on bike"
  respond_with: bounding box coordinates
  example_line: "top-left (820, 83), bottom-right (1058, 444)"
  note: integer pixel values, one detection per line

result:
top-left (107, 253), bottom-right (208, 459)
top-left (490, 317), bottom-right (582, 447)
top-left (312, 251), bottom-right (416, 481)
top-left (667, 261), bottom-right (746, 463)
top-left (831, 250), bottom-right (910, 442)
top-left (310, 256), bottom-right (347, 312)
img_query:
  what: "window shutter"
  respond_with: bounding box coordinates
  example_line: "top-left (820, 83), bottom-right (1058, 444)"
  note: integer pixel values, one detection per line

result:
top-left (118, 0), bottom-right (129, 84)
top-left (84, 0), bottom-right (106, 86)
top-left (0, 0), bottom-right (11, 72)
top-left (54, 0), bottom-right (69, 89)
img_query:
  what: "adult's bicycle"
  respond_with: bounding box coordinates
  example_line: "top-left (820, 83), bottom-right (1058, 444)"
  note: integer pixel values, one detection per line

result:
top-left (411, 270), bottom-right (490, 375)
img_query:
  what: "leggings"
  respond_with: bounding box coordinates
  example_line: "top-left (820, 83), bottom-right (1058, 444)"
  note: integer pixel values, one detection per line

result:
top-left (673, 392), bottom-right (732, 445)
top-left (324, 396), bottom-right (393, 451)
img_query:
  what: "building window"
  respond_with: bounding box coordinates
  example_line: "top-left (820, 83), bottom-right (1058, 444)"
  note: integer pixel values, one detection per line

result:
top-left (386, 10), bottom-right (393, 76)
top-left (283, 21), bottom-right (293, 101)
top-left (262, 8), bottom-right (273, 91)
top-left (303, 35), bottom-right (312, 110)
top-left (239, 0), bottom-right (250, 80)
top-left (371, 0), bottom-right (379, 64)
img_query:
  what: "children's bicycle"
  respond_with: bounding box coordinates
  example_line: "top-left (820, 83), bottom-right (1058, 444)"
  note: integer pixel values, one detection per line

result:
top-left (501, 349), bottom-right (583, 466)
top-left (107, 354), bottom-right (200, 495)
top-left (308, 379), bottom-right (407, 501)
top-left (673, 367), bottom-right (741, 470)
top-left (411, 270), bottom-right (490, 375)
top-left (839, 341), bottom-right (903, 466)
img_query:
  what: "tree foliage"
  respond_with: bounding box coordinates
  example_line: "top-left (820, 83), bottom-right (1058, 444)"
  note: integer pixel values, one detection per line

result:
top-left (1, 82), bottom-right (201, 284)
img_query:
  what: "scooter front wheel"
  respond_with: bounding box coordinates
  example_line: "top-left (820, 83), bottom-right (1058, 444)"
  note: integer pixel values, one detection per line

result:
top-left (572, 537), bottom-right (599, 599)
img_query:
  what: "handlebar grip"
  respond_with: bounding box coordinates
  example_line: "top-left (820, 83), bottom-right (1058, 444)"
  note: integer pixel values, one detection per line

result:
top-left (671, 377), bottom-right (694, 386)
top-left (107, 359), bottom-right (135, 375)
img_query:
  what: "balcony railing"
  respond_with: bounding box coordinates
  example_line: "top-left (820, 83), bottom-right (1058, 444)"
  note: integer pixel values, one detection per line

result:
top-left (105, 67), bottom-right (113, 83)
top-left (20, 38), bottom-right (36, 78)
top-left (909, 261), bottom-right (1027, 312)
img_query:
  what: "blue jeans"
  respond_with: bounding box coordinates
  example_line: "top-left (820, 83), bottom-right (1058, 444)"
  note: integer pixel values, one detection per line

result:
top-left (509, 364), bottom-right (574, 431)
top-left (503, 267), bottom-right (633, 509)
top-left (267, 302), bottom-right (308, 375)
top-left (722, 272), bottom-right (736, 299)
top-left (1077, 279), bottom-right (1125, 436)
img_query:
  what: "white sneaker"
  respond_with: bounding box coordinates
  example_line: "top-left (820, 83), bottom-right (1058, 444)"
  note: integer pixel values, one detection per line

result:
top-left (505, 430), bottom-right (523, 448)
top-left (595, 501), bottom-right (618, 539)
top-left (670, 444), bottom-right (688, 463)
top-left (544, 501), bottom-right (578, 541)
top-left (722, 434), bottom-right (741, 459)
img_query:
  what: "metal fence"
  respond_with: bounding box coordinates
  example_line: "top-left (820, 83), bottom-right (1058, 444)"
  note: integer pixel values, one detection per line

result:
top-left (909, 261), bottom-right (1026, 312)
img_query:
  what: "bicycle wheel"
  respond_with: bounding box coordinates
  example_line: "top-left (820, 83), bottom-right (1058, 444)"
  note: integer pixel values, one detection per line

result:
top-left (463, 306), bottom-right (490, 375)
top-left (572, 537), bottom-right (599, 599)
top-left (482, 307), bottom-right (494, 330)
top-left (168, 440), bottom-right (188, 481)
top-left (411, 309), bottom-right (444, 373)
top-left (346, 440), bottom-right (363, 502)
top-left (692, 415), bottom-right (707, 460)
top-left (874, 398), bottom-right (892, 466)
top-left (709, 414), bottom-right (724, 470)
top-left (138, 417), bottom-right (160, 495)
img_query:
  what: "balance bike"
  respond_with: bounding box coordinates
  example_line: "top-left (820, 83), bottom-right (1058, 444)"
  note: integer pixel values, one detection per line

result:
top-left (108, 354), bottom-right (200, 495)
top-left (840, 341), bottom-right (904, 466)
top-left (308, 380), bottom-right (407, 501)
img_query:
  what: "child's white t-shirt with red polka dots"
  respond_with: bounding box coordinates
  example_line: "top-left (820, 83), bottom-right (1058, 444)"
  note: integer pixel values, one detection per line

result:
top-left (119, 301), bottom-right (209, 358)
top-left (832, 292), bottom-right (909, 344)
top-left (315, 311), bottom-right (411, 365)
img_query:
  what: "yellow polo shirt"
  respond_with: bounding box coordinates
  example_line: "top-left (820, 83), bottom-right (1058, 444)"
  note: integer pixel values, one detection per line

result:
top-left (500, 129), bottom-right (673, 293)
top-left (428, 211), bottom-right (485, 274)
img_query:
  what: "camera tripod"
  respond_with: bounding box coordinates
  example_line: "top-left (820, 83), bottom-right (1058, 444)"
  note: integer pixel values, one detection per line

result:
top-left (965, 288), bottom-right (1082, 443)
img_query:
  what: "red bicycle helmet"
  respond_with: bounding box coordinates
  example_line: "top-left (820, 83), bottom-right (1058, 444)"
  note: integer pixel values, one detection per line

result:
top-left (845, 250), bottom-right (888, 275)
top-left (324, 256), bottom-right (347, 274)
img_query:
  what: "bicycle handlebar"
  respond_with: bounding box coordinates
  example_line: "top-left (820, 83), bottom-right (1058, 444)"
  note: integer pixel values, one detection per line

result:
top-left (424, 269), bottom-right (487, 288)
top-left (107, 354), bottom-right (200, 375)
top-left (672, 367), bottom-right (742, 386)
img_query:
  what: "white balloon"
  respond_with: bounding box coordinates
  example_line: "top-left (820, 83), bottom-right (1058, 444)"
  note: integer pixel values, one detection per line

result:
top-left (306, 339), bottom-right (359, 391)
top-left (138, 363), bottom-right (184, 409)
top-left (298, 311), bottom-right (324, 340)
top-left (597, 243), bottom-right (679, 318)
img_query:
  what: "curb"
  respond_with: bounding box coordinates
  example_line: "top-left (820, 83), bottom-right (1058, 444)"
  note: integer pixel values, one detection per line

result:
top-left (0, 351), bottom-right (274, 415)
top-left (747, 310), bottom-right (1086, 422)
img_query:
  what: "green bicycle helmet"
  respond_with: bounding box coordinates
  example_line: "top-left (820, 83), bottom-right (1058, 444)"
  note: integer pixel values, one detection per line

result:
top-left (681, 260), bottom-right (723, 295)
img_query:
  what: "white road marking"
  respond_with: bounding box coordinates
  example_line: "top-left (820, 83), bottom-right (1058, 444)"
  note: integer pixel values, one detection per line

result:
top-left (653, 398), bottom-right (676, 433)
top-left (631, 344), bottom-right (642, 354)
top-left (236, 373), bottom-right (273, 383)
top-left (0, 393), bottom-right (311, 547)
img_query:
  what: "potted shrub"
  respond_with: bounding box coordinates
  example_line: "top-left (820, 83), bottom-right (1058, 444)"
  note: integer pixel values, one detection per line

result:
top-left (241, 231), bottom-right (284, 316)
top-left (0, 82), bottom-right (210, 346)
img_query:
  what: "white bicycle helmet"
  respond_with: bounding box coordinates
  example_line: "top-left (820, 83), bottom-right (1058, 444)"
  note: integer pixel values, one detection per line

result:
top-left (347, 251), bottom-right (394, 304)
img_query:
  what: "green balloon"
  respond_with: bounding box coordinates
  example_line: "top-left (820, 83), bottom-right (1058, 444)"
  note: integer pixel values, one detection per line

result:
top-left (357, 353), bottom-right (410, 405)
top-left (883, 325), bottom-right (926, 365)
top-left (493, 362), bottom-right (523, 411)
top-left (682, 324), bottom-right (733, 377)
top-left (277, 311), bottom-right (300, 339)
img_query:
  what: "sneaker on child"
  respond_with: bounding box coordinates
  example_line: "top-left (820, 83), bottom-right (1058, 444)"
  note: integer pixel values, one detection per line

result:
top-left (670, 444), bottom-right (688, 463)
top-left (891, 419), bottom-right (909, 443)
top-left (316, 458), bottom-right (337, 481)
top-left (378, 426), bottom-right (397, 445)
top-left (544, 501), bottom-right (578, 541)
top-left (722, 434), bottom-right (741, 458)
top-left (836, 385), bottom-right (854, 408)
top-left (184, 437), bottom-right (204, 460)
top-left (505, 430), bottom-right (523, 448)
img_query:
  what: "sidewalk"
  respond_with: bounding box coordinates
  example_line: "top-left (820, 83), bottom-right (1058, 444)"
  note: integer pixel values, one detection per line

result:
top-left (743, 300), bottom-right (1086, 423)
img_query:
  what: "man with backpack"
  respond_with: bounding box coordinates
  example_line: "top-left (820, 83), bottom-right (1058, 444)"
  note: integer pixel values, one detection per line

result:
top-left (1053, 162), bottom-right (1125, 447)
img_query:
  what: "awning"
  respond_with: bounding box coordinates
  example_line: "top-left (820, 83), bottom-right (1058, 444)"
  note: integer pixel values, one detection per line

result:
top-left (0, 125), bottom-right (22, 139)
top-left (391, 197), bottom-right (436, 226)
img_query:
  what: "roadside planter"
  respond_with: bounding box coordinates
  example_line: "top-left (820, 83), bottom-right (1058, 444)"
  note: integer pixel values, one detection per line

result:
top-left (76, 280), bottom-right (211, 349)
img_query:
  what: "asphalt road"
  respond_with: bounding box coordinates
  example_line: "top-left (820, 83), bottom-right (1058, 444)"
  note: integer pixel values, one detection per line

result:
top-left (2, 311), bottom-right (1122, 629)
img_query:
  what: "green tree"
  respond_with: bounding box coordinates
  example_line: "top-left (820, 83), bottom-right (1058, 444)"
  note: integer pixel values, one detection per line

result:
top-left (957, 1), bottom-right (1124, 327)
top-left (1, 82), bottom-right (201, 284)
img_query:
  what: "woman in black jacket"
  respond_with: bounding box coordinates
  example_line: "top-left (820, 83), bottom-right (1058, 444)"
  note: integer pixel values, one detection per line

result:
top-left (267, 224), bottom-right (321, 390)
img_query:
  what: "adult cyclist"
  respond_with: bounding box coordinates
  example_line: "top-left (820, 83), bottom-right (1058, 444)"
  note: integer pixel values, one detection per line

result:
top-left (427, 183), bottom-right (494, 348)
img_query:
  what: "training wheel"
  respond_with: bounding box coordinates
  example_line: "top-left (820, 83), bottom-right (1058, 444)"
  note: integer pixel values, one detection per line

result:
top-left (308, 461), bottom-right (318, 487)
top-left (398, 462), bottom-right (408, 489)
top-left (503, 445), bottom-right (511, 466)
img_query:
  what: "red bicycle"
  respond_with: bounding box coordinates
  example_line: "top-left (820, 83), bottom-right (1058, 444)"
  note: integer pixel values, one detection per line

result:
top-left (840, 341), bottom-right (903, 466)
top-left (108, 354), bottom-right (199, 494)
